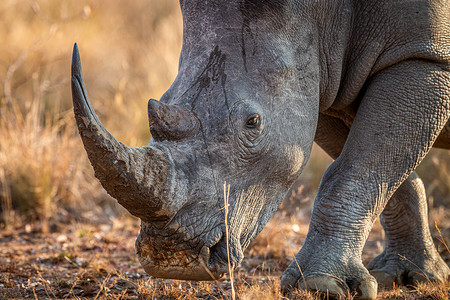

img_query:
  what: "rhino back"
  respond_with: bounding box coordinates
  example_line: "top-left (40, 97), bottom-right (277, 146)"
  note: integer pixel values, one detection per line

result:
top-left (331, 0), bottom-right (450, 110)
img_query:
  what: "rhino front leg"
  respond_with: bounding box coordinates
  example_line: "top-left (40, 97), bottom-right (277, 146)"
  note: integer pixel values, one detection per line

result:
top-left (367, 171), bottom-right (450, 287)
top-left (281, 59), bottom-right (450, 299)
top-left (313, 114), bottom-right (450, 289)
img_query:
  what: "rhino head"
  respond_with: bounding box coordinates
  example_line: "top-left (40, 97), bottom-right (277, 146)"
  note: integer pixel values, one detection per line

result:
top-left (72, 0), bottom-right (322, 280)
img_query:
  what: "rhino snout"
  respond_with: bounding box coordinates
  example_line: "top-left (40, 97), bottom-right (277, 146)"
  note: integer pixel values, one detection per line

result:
top-left (135, 223), bottom-right (245, 280)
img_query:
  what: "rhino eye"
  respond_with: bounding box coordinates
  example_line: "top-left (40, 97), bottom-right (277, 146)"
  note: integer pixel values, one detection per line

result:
top-left (246, 114), bottom-right (260, 128)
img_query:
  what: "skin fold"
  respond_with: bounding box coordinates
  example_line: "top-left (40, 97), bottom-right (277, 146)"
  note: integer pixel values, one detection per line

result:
top-left (72, 0), bottom-right (450, 298)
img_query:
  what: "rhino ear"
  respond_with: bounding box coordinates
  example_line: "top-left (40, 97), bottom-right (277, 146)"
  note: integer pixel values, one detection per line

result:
top-left (148, 98), bottom-right (199, 141)
top-left (71, 44), bottom-right (176, 221)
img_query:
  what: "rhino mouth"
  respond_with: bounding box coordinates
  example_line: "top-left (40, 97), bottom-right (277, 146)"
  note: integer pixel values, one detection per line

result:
top-left (136, 227), bottom-right (244, 280)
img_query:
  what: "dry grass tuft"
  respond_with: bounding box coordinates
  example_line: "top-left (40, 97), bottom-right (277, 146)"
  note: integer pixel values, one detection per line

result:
top-left (377, 281), bottom-right (450, 300)
top-left (0, 99), bottom-right (107, 230)
top-left (412, 280), bottom-right (450, 300)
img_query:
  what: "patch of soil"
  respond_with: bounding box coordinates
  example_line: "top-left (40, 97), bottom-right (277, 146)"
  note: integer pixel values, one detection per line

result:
top-left (1, 208), bottom-right (448, 299)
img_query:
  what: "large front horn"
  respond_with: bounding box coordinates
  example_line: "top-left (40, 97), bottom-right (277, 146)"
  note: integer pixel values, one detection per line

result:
top-left (71, 44), bottom-right (175, 222)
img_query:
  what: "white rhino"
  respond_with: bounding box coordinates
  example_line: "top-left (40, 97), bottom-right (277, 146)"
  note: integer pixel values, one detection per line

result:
top-left (71, 0), bottom-right (450, 298)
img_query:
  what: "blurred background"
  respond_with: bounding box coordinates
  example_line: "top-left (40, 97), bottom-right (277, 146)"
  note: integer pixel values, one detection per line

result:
top-left (0, 0), bottom-right (448, 231)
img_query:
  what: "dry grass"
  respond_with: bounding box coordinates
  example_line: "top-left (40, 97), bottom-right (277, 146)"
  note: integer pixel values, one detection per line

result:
top-left (0, 0), bottom-right (449, 299)
top-left (0, 0), bottom-right (183, 225)
top-left (0, 93), bottom-right (106, 231)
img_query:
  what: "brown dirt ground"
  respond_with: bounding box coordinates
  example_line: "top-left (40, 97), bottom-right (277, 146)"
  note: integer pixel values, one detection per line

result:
top-left (1, 208), bottom-right (449, 299)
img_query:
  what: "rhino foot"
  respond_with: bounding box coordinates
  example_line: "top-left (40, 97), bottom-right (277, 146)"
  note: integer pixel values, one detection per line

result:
top-left (281, 272), bottom-right (377, 299)
top-left (367, 249), bottom-right (450, 289)
top-left (281, 242), bottom-right (378, 300)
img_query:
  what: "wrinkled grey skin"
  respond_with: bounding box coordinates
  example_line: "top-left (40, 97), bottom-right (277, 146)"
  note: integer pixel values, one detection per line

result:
top-left (71, 0), bottom-right (450, 298)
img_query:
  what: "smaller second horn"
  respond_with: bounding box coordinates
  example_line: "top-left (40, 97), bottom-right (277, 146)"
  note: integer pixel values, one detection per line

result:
top-left (148, 99), bottom-right (199, 141)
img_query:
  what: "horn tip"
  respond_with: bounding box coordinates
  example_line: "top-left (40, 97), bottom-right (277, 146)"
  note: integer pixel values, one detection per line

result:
top-left (148, 98), bottom-right (160, 110)
top-left (72, 43), bottom-right (82, 78)
top-left (71, 43), bottom-right (93, 122)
